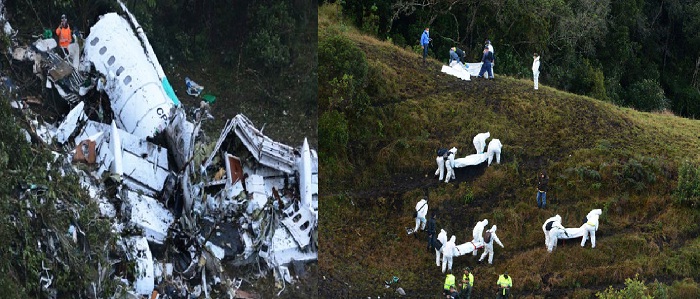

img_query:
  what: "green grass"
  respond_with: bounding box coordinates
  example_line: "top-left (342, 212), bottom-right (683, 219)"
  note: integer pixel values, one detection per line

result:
top-left (319, 3), bottom-right (700, 297)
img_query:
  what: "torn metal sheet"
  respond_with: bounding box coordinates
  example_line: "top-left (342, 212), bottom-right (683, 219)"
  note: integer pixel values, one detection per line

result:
top-left (56, 102), bottom-right (86, 144)
top-left (123, 236), bottom-right (155, 295)
top-left (123, 190), bottom-right (174, 244)
top-left (232, 114), bottom-right (296, 174)
top-left (84, 13), bottom-right (175, 138)
top-left (280, 203), bottom-right (315, 248)
top-left (267, 227), bottom-right (317, 266)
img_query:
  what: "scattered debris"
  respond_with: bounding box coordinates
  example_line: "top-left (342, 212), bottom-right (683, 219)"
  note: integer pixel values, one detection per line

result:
top-left (1, 0), bottom-right (317, 296)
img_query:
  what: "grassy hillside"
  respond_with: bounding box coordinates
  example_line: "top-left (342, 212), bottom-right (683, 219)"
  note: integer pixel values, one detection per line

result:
top-left (319, 4), bottom-right (700, 298)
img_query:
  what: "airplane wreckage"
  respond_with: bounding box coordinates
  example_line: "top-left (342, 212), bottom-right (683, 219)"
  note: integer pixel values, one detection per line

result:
top-left (1, 1), bottom-right (317, 298)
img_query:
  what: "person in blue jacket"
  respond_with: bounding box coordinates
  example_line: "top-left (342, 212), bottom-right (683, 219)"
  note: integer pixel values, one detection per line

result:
top-left (421, 27), bottom-right (432, 64)
top-left (477, 45), bottom-right (494, 79)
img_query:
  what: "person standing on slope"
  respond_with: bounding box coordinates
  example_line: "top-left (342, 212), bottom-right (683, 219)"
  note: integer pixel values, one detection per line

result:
top-left (414, 198), bottom-right (429, 234)
top-left (477, 46), bottom-right (494, 79)
top-left (486, 39), bottom-right (495, 77)
top-left (421, 27), bottom-right (432, 64)
top-left (532, 53), bottom-right (541, 90)
top-left (479, 225), bottom-right (504, 264)
top-left (536, 171), bottom-right (548, 209)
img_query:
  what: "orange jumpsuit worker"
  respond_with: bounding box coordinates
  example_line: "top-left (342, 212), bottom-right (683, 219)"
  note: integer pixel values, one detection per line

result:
top-left (56, 14), bottom-right (71, 55)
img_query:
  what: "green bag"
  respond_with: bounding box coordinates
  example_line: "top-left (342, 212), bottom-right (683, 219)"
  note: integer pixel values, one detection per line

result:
top-left (202, 94), bottom-right (216, 104)
top-left (43, 29), bottom-right (53, 39)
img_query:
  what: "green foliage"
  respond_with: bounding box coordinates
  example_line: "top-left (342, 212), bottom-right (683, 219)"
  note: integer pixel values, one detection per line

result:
top-left (674, 161), bottom-right (700, 207)
top-left (319, 34), bottom-right (368, 112)
top-left (626, 79), bottom-right (667, 112)
top-left (365, 59), bottom-right (398, 103)
top-left (245, 0), bottom-right (294, 71)
top-left (319, 110), bottom-right (349, 158)
top-left (596, 275), bottom-right (653, 299)
top-left (615, 157), bottom-right (659, 192)
top-left (361, 4), bottom-right (380, 36)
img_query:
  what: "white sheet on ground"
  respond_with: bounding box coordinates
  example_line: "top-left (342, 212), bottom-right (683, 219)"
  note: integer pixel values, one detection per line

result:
top-left (440, 63), bottom-right (471, 81)
top-left (464, 63), bottom-right (484, 77)
top-left (453, 153), bottom-right (489, 168)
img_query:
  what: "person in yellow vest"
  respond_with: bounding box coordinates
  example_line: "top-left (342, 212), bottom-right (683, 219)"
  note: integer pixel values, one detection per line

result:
top-left (55, 14), bottom-right (71, 56)
top-left (443, 269), bottom-right (456, 297)
top-left (496, 271), bottom-right (512, 298)
top-left (460, 267), bottom-right (474, 299)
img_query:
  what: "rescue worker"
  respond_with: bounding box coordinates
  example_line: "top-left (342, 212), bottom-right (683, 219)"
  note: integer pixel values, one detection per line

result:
top-left (444, 147), bottom-right (457, 183)
top-left (536, 171), bottom-right (548, 209)
top-left (435, 148), bottom-right (448, 180)
top-left (443, 269), bottom-right (456, 297)
top-left (496, 271), bottom-right (512, 298)
top-left (460, 267), bottom-right (474, 299)
top-left (477, 45), bottom-right (494, 79)
top-left (479, 225), bottom-right (504, 264)
top-left (473, 132), bottom-right (490, 154)
top-left (436, 229), bottom-right (448, 267)
top-left (414, 198), bottom-right (429, 233)
top-left (427, 212), bottom-right (437, 252)
top-left (532, 53), bottom-right (540, 90)
top-left (447, 286), bottom-right (459, 299)
top-left (55, 14), bottom-right (71, 57)
top-left (547, 221), bottom-right (568, 253)
top-left (471, 219), bottom-right (489, 256)
top-left (442, 235), bottom-right (456, 273)
top-left (487, 138), bottom-right (502, 166)
top-left (542, 214), bottom-right (562, 247)
top-left (581, 209), bottom-right (602, 248)
top-left (486, 39), bottom-right (495, 77)
top-left (421, 27), bottom-right (432, 64)
top-left (449, 47), bottom-right (460, 66)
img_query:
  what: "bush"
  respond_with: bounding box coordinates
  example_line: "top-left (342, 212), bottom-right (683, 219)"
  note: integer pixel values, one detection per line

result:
top-left (365, 59), bottom-right (398, 103)
top-left (596, 275), bottom-right (653, 299)
top-left (319, 110), bottom-right (349, 158)
top-left (626, 79), bottom-right (667, 112)
top-left (319, 35), bottom-right (368, 112)
top-left (674, 161), bottom-right (700, 207)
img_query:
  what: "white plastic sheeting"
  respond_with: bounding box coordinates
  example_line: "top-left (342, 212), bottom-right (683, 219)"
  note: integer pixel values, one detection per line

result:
top-left (84, 13), bottom-right (174, 139)
top-left (440, 63), bottom-right (471, 81)
top-left (464, 63), bottom-right (485, 77)
top-left (453, 240), bottom-right (484, 257)
top-left (452, 153), bottom-right (489, 168)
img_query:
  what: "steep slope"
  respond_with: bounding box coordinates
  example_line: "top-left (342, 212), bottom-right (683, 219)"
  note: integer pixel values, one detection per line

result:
top-left (319, 5), bottom-right (700, 298)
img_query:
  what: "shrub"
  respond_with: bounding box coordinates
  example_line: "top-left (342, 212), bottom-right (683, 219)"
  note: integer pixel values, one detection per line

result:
top-left (626, 79), bottom-right (667, 112)
top-left (319, 110), bottom-right (349, 158)
top-left (673, 161), bottom-right (700, 207)
top-left (319, 35), bottom-right (368, 111)
top-left (596, 274), bottom-right (653, 299)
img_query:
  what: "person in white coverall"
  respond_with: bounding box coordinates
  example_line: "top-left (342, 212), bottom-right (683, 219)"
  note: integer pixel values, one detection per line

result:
top-left (436, 229), bottom-right (448, 267)
top-left (532, 53), bottom-right (540, 90)
top-left (547, 222), bottom-right (568, 252)
top-left (435, 152), bottom-right (446, 181)
top-left (487, 139), bottom-right (502, 166)
top-left (444, 147), bottom-right (457, 183)
top-left (542, 214), bottom-right (562, 247)
top-left (473, 132), bottom-right (490, 154)
top-left (442, 235), bottom-right (457, 273)
top-left (581, 209), bottom-right (602, 248)
top-left (415, 199), bottom-right (429, 233)
top-left (479, 225), bottom-right (504, 264)
top-left (472, 219), bottom-right (489, 256)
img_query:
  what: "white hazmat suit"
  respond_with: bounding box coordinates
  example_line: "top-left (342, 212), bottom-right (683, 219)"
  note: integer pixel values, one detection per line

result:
top-left (581, 209), bottom-right (602, 248)
top-left (472, 219), bottom-right (489, 256)
top-left (542, 214), bottom-right (562, 247)
top-left (414, 199), bottom-right (429, 232)
top-left (435, 155), bottom-right (445, 181)
top-left (479, 225), bottom-right (504, 264)
top-left (444, 147), bottom-right (457, 183)
top-left (441, 235), bottom-right (456, 273)
top-left (547, 223), bottom-right (568, 252)
top-left (487, 139), bottom-right (502, 166)
top-left (436, 229), bottom-right (448, 267)
top-left (473, 132), bottom-right (490, 154)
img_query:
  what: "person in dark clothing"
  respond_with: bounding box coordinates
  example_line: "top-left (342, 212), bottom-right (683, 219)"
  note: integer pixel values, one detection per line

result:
top-left (536, 171), bottom-right (549, 208)
top-left (477, 46), bottom-right (494, 79)
top-left (455, 47), bottom-right (465, 60)
top-left (427, 212), bottom-right (437, 252)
